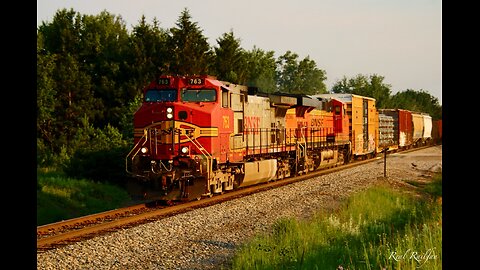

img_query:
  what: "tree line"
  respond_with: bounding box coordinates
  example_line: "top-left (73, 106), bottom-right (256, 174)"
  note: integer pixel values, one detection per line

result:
top-left (37, 7), bottom-right (442, 181)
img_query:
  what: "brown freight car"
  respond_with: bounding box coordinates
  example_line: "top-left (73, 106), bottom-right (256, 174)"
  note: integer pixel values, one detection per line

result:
top-left (431, 119), bottom-right (442, 144)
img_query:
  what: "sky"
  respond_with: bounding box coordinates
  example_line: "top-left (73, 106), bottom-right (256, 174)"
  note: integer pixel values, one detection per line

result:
top-left (37, 0), bottom-right (442, 104)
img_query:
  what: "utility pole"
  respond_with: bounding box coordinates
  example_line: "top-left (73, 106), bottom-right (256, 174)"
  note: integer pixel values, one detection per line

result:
top-left (383, 147), bottom-right (389, 177)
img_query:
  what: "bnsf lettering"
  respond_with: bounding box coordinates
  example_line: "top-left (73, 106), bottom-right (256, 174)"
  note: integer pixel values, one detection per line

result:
top-left (244, 116), bottom-right (260, 134)
top-left (311, 118), bottom-right (323, 127)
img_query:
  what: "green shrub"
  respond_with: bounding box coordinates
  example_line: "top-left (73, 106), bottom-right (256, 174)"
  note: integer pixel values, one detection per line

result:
top-left (37, 169), bottom-right (131, 225)
top-left (64, 145), bottom-right (131, 185)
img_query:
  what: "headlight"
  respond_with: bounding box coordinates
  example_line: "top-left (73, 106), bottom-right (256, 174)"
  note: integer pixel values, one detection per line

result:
top-left (141, 147), bottom-right (148, 154)
top-left (181, 146), bottom-right (189, 154)
top-left (166, 107), bottom-right (174, 119)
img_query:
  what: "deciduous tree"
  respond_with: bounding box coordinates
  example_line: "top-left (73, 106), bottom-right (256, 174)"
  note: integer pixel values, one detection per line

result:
top-left (276, 51), bottom-right (327, 94)
top-left (331, 74), bottom-right (392, 108)
top-left (244, 46), bottom-right (277, 93)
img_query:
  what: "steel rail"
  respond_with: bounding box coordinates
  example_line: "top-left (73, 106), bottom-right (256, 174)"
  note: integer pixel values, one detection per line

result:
top-left (37, 145), bottom-right (432, 251)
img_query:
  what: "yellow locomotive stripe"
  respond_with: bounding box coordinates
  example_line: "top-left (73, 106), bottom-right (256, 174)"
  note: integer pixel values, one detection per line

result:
top-left (134, 121), bottom-right (218, 143)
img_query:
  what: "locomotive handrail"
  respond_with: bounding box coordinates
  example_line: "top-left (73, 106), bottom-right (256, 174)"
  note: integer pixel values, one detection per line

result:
top-left (183, 132), bottom-right (213, 181)
top-left (296, 127), bottom-right (308, 174)
top-left (125, 131), bottom-right (148, 175)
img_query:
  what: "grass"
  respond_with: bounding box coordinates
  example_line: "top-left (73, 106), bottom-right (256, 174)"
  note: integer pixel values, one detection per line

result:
top-left (423, 173), bottom-right (442, 199)
top-left (230, 175), bottom-right (442, 270)
top-left (37, 168), bottom-right (132, 226)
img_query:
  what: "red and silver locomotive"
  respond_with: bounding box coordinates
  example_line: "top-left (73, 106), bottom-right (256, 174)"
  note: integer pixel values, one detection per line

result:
top-left (126, 75), bottom-right (352, 200)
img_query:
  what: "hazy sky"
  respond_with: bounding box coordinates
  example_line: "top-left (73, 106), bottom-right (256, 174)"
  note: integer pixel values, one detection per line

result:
top-left (37, 0), bottom-right (442, 104)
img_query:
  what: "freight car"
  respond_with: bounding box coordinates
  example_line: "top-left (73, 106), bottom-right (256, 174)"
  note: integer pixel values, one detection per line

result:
top-left (376, 112), bottom-right (396, 152)
top-left (431, 119), bottom-right (442, 144)
top-left (126, 75), bottom-right (352, 200)
top-left (412, 112), bottom-right (433, 146)
top-left (377, 109), bottom-right (414, 150)
top-left (125, 74), bottom-right (439, 201)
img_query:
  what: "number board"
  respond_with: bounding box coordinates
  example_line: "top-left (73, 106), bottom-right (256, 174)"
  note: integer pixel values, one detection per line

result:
top-left (188, 78), bottom-right (204, 85)
top-left (157, 78), bottom-right (171, 85)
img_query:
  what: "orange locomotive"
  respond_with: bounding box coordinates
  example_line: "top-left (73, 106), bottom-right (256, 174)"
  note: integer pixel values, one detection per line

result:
top-left (126, 75), bottom-right (352, 200)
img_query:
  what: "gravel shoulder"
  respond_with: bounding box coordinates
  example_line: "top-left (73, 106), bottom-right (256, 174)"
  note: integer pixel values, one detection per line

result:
top-left (37, 146), bottom-right (442, 270)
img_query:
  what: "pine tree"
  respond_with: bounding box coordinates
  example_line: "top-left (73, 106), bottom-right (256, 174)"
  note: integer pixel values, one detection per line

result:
top-left (167, 8), bottom-right (213, 75)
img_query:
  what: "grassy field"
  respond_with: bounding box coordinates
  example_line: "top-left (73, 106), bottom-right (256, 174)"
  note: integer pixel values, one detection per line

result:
top-left (230, 175), bottom-right (442, 270)
top-left (37, 168), bottom-right (132, 226)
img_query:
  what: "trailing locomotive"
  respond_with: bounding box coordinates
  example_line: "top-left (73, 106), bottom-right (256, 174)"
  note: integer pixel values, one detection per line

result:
top-left (125, 75), bottom-right (441, 201)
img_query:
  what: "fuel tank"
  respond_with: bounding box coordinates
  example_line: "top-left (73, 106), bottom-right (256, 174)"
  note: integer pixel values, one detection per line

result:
top-left (238, 159), bottom-right (277, 187)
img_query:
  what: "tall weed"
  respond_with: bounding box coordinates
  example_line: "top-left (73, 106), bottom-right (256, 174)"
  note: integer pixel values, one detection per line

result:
top-left (231, 183), bottom-right (442, 270)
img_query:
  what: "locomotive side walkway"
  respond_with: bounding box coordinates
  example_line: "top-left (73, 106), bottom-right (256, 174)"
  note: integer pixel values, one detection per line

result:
top-left (37, 146), bottom-right (442, 270)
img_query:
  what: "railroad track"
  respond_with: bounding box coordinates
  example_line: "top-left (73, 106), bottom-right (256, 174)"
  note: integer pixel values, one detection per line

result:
top-left (37, 146), bottom-right (430, 251)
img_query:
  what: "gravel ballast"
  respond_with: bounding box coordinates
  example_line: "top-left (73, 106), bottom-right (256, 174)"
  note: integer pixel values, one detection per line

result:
top-left (37, 146), bottom-right (442, 270)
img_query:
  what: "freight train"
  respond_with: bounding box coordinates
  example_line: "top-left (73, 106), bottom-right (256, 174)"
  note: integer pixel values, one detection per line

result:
top-left (125, 75), bottom-right (442, 200)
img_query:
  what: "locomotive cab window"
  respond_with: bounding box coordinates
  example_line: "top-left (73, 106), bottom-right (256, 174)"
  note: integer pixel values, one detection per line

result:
top-left (222, 87), bottom-right (229, 108)
top-left (144, 89), bottom-right (177, 102)
top-left (335, 105), bottom-right (341, 115)
top-left (181, 88), bottom-right (217, 102)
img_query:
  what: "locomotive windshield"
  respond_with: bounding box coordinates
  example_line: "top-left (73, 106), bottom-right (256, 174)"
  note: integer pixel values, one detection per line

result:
top-left (144, 89), bottom-right (177, 102)
top-left (181, 89), bottom-right (217, 102)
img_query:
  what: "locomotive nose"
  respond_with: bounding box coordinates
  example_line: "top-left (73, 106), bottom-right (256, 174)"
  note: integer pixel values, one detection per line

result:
top-left (178, 110), bottom-right (188, 120)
